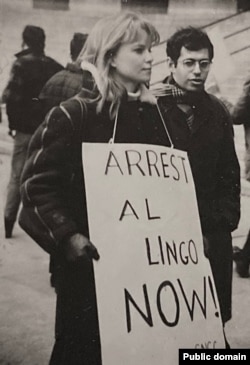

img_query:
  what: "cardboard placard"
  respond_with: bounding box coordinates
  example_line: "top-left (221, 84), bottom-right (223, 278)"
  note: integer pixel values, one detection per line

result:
top-left (82, 143), bottom-right (225, 365)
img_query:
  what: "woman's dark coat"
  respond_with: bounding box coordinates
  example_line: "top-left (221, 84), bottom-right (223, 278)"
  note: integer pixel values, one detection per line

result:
top-left (19, 92), bottom-right (173, 364)
top-left (20, 95), bottom-right (171, 252)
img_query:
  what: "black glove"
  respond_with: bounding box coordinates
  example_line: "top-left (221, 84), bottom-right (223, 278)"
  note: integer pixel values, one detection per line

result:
top-left (8, 129), bottom-right (16, 138)
top-left (203, 235), bottom-right (210, 258)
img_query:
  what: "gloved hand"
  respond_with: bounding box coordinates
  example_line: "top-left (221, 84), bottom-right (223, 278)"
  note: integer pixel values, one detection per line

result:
top-left (8, 129), bottom-right (16, 138)
top-left (63, 233), bottom-right (100, 262)
top-left (203, 235), bottom-right (210, 258)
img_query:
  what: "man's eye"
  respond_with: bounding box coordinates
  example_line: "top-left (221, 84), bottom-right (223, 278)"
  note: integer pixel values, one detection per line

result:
top-left (200, 61), bottom-right (210, 68)
top-left (183, 60), bottom-right (195, 68)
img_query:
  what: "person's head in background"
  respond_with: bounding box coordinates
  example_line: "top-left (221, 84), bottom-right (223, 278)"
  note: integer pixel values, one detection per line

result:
top-left (22, 25), bottom-right (45, 55)
top-left (166, 27), bottom-right (214, 92)
top-left (77, 12), bottom-right (160, 117)
top-left (70, 33), bottom-right (88, 61)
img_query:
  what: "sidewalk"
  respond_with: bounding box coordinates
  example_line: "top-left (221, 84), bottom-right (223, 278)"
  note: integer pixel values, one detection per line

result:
top-left (0, 151), bottom-right (54, 365)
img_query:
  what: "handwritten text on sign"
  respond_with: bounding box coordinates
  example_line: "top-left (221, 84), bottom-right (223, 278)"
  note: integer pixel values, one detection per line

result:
top-left (82, 144), bottom-right (225, 365)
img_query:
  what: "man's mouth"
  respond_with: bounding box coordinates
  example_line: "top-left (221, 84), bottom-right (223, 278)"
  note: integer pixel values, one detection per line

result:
top-left (190, 79), bottom-right (203, 85)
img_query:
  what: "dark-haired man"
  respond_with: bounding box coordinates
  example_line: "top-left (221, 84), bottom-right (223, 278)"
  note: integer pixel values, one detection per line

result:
top-left (2, 25), bottom-right (63, 238)
top-left (158, 27), bottom-right (240, 332)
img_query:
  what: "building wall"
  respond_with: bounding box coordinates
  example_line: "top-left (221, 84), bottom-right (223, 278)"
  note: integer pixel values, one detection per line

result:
top-left (0, 0), bottom-right (237, 95)
top-left (169, 0), bottom-right (235, 13)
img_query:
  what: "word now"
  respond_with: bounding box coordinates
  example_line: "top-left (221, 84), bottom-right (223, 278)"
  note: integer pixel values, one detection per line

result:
top-left (124, 275), bottom-right (218, 333)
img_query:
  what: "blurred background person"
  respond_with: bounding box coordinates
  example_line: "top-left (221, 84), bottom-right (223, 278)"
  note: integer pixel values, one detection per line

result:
top-left (2, 25), bottom-right (63, 239)
top-left (39, 32), bottom-right (88, 116)
top-left (232, 76), bottom-right (250, 277)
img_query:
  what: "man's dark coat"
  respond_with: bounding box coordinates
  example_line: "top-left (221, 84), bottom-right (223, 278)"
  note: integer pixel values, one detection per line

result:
top-left (158, 82), bottom-right (241, 323)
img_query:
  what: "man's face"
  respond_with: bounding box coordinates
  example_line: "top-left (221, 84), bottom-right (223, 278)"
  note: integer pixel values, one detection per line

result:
top-left (169, 46), bottom-right (211, 92)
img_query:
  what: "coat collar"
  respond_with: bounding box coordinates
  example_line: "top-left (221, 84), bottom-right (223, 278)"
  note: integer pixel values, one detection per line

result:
top-left (15, 48), bottom-right (33, 58)
top-left (15, 48), bottom-right (44, 58)
top-left (66, 62), bottom-right (83, 74)
top-left (162, 75), bottom-right (215, 134)
top-left (164, 74), bottom-right (207, 106)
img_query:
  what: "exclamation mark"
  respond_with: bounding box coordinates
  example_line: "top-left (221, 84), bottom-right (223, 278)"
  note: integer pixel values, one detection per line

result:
top-left (208, 276), bottom-right (219, 317)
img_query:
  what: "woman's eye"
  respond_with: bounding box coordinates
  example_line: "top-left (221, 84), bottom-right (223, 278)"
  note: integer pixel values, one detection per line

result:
top-left (134, 48), bottom-right (144, 54)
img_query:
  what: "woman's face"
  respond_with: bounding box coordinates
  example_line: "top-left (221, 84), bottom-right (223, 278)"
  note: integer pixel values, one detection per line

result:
top-left (111, 29), bottom-right (153, 92)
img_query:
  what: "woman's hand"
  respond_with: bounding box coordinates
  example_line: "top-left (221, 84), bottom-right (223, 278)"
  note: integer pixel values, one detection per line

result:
top-left (64, 233), bottom-right (100, 262)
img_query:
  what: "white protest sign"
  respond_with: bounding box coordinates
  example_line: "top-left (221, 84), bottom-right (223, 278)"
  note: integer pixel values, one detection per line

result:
top-left (82, 143), bottom-right (225, 365)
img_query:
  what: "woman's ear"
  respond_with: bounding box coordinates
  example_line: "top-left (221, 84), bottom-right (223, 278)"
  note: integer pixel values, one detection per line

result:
top-left (106, 50), bottom-right (116, 68)
top-left (110, 56), bottom-right (116, 68)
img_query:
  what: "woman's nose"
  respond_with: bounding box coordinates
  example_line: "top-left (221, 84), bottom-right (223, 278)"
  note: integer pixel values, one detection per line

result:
top-left (145, 50), bottom-right (153, 63)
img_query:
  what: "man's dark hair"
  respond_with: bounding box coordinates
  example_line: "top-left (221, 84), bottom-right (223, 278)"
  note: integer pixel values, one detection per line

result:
top-left (22, 25), bottom-right (45, 54)
top-left (166, 27), bottom-right (214, 65)
top-left (70, 33), bottom-right (88, 61)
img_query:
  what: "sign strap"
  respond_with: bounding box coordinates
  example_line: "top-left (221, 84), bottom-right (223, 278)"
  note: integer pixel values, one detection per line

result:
top-left (156, 103), bottom-right (174, 148)
top-left (109, 110), bottom-right (119, 144)
top-left (109, 102), bottom-right (174, 148)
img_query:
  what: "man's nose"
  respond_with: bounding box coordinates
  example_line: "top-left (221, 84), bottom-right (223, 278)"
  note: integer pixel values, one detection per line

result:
top-left (193, 61), bottom-right (201, 74)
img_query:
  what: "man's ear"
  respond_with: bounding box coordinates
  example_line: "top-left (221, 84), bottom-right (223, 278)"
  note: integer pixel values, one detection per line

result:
top-left (167, 57), bottom-right (176, 73)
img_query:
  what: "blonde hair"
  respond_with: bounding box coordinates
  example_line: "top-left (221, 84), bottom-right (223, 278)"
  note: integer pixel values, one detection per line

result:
top-left (77, 12), bottom-right (160, 118)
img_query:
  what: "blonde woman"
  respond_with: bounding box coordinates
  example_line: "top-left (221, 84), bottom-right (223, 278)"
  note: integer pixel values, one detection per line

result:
top-left (19, 12), bottom-right (171, 365)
